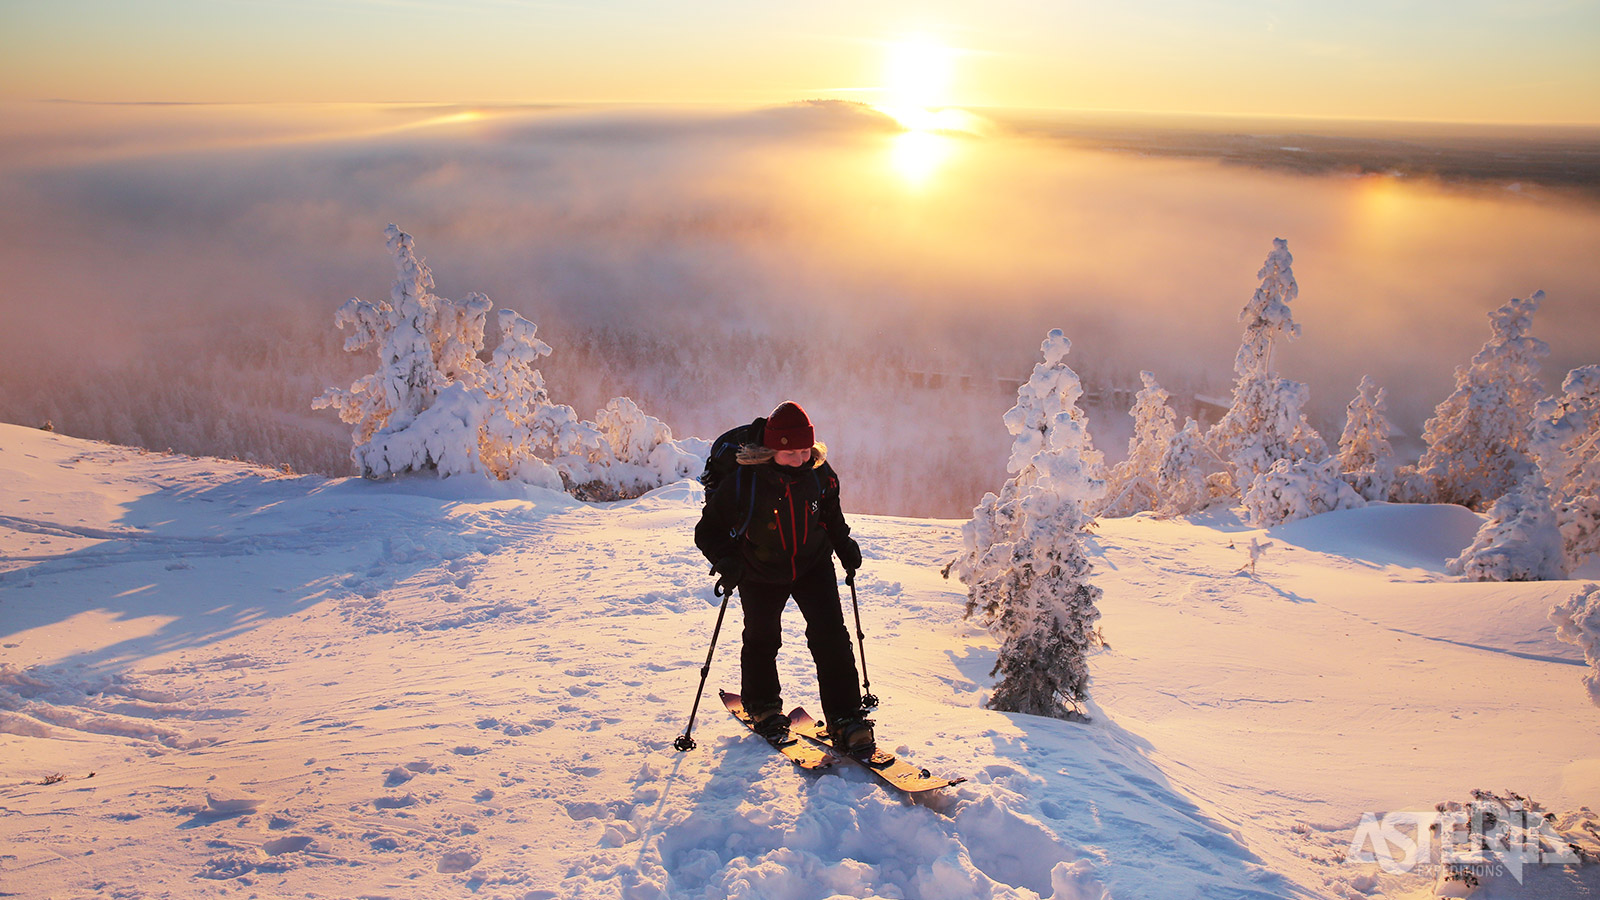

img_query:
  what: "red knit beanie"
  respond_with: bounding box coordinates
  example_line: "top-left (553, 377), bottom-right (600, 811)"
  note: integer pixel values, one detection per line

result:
top-left (762, 401), bottom-right (814, 451)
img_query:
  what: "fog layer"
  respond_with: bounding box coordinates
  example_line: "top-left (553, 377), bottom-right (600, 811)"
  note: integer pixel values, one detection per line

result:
top-left (3, 101), bottom-right (1597, 516)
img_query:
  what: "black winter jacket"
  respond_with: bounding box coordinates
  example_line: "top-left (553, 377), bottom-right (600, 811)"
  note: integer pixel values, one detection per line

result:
top-left (695, 454), bottom-right (851, 585)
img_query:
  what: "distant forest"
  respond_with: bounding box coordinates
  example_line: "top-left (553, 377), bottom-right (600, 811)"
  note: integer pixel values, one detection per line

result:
top-left (0, 310), bottom-right (1253, 519)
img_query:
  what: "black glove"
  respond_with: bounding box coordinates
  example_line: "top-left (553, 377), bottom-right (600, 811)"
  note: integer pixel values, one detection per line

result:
top-left (712, 555), bottom-right (745, 597)
top-left (834, 536), bottom-right (862, 573)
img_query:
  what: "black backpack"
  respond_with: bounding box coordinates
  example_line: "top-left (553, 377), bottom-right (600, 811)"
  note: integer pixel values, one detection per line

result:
top-left (700, 417), bottom-right (764, 497)
top-left (700, 417), bottom-right (765, 540)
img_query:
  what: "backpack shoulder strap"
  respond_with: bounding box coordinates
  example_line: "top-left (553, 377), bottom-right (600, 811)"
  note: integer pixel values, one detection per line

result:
top-left (728, 465), bottom-right (759, 540)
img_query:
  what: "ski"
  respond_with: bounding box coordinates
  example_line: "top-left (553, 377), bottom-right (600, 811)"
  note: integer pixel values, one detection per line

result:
top-left (720, 690), bottom-right (838, 771)
top-left (790, 708), bottom-right (965, 793)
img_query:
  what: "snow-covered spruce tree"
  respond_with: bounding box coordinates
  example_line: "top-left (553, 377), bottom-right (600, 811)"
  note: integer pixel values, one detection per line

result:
top-left (313, 225), bottom-right (479, 453)
top-left (1099, 371), bottom-right (1177, 518)
top-left (1155, 418), bottom-right (1216, 518)
top-left (474, 311), bottom-right (701, 497)
top-left (1415, 292), bottom-right (1549, 511)
top-left (587, 397), bottom-right (703, 499)
top-left (952, 329), bottom-right (1104, 718)
top-left (479, 309), bottom-right (565, 490)
top-left (1531, 365), bottom-right (1600, 571)
top-left (1243, 456), bottom-right (1364, 527)
top-left (316, 226), bottom-right (700, 497)
top-left (1337, 375), bottom-right (1398, 502)
top-left (314, 226), bottom-right (495, 477)
top-left (1446, 474), bottom-right (1568, 582)
top-left (1551, 583), bottom-right (1600, 707)
top-left (1207, 238), bottom-right (1328, 497)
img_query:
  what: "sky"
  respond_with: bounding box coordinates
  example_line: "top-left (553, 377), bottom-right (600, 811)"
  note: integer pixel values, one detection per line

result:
top-left (2, 0), bottom-right (1599, 124)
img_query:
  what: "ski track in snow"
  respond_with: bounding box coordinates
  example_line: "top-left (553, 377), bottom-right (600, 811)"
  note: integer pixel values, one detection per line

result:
top-left (2, 426), bottom-right (1597, 899)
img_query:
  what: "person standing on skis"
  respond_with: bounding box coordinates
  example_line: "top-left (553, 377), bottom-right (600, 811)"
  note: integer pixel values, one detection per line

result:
top-left (694, 400), bottom-right (874, 753)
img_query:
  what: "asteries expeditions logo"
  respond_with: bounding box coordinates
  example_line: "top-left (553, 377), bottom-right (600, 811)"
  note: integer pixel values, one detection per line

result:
top-left (1346, 798), bottom-right (1582, 886)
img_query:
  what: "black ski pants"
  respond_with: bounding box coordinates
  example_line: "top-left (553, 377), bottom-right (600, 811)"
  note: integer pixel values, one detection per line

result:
top-left (738, 557), bottom-right (862, 723)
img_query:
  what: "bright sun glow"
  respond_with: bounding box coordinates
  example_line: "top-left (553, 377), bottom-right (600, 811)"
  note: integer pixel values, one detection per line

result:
top-left (878, 37), bottom-right (964, 186)
top-left (412, 110), bottom-right (486, 130)
top-left (883, 37), bottom-right (955, 110)
top-left (888, 130), bottom-right (951, 186)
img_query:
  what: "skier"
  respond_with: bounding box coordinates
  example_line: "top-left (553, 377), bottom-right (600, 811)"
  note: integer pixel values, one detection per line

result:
top-left (694, 400), bottom-right (874, 753)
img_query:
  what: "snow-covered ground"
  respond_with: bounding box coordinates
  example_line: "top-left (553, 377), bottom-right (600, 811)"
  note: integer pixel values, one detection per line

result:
top-left (2, 423), bottom-right (1596, 899)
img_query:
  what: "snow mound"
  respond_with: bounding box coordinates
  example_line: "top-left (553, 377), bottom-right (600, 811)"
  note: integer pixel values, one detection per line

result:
top-left (332, 468), bottom-right (585, 506)
top-left (1268, 502), bottom-right (1484, 571)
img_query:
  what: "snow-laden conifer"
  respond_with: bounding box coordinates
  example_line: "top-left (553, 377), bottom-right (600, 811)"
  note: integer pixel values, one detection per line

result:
top-left (1416, 292), bottom-right (1549, 510)
top-left (316, 226), bottom-right (700, 497)
top-left (315, 226), bottom-right (488, 470)
top-left (1099, 371), bottom-right (1177, 518)
top-left (1337, 375), bottom-right (1398, 502)
top-left (354, 382), bottom-right (490, 480)
top-left (1530, 365), bottom-right (1600, 570)
top-left (952, 329), bottom-right (1104, 718)
top-left (1551, 583), bottom-right (1600, 707)
top-left (1155, 419), bottom-right (1215, 518)
top-left (592, 397), bottom-right (704, 495)
top-left (1243, 456), bottom-right (1364, 527)
top-left (1446, 475), bottom-right (1568, 582)
top-left (1208, 239), bottom-right (1327, 496)
top-left (480, 309), bottom-right (564, 490)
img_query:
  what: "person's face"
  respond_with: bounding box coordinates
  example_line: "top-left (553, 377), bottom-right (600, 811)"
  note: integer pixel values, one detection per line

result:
top-left (774, 447), bottom-right (813, 468)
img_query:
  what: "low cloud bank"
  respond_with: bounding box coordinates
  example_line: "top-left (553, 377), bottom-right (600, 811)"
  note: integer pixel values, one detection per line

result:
top-left (2, 102), bottom-right (1597, 515)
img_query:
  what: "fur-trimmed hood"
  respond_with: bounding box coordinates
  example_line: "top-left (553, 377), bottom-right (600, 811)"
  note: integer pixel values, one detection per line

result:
top-left (736, 441), bottom-right (828, 468)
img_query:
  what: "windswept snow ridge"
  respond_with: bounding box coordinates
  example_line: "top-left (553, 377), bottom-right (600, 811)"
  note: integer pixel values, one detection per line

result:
top-left (2, 424), bottom-right (1596, 899)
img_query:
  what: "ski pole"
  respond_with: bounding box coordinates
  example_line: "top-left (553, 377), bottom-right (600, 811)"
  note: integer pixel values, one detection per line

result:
top-left (674, 584), bottom-right (733, 752)
top-left (846, 570), bottom-right (880, 710)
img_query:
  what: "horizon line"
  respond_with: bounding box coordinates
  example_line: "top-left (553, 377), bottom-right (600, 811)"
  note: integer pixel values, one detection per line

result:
top-left (13, 97), bottom-right (1600, 132)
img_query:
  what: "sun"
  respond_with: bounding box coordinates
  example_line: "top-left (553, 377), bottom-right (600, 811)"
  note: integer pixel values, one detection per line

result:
top-left (875, 37), bottom-right (971, 186)
top-left (882, 36), bottom-right (956, 112)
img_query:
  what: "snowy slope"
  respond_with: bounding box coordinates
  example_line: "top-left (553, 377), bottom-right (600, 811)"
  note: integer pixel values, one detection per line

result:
top-left (1, 423), bottom-right (1596, 900)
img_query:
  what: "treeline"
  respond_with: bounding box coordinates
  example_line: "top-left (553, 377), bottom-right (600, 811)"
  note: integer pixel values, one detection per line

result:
top-left (0, 309), bottom-right (1243, 518)
top-left (0, 315), bottom-right (359, 477)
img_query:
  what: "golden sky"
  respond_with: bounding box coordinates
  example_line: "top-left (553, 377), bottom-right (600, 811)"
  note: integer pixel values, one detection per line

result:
top-left (2, 0), bottom-right (1598, 124)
